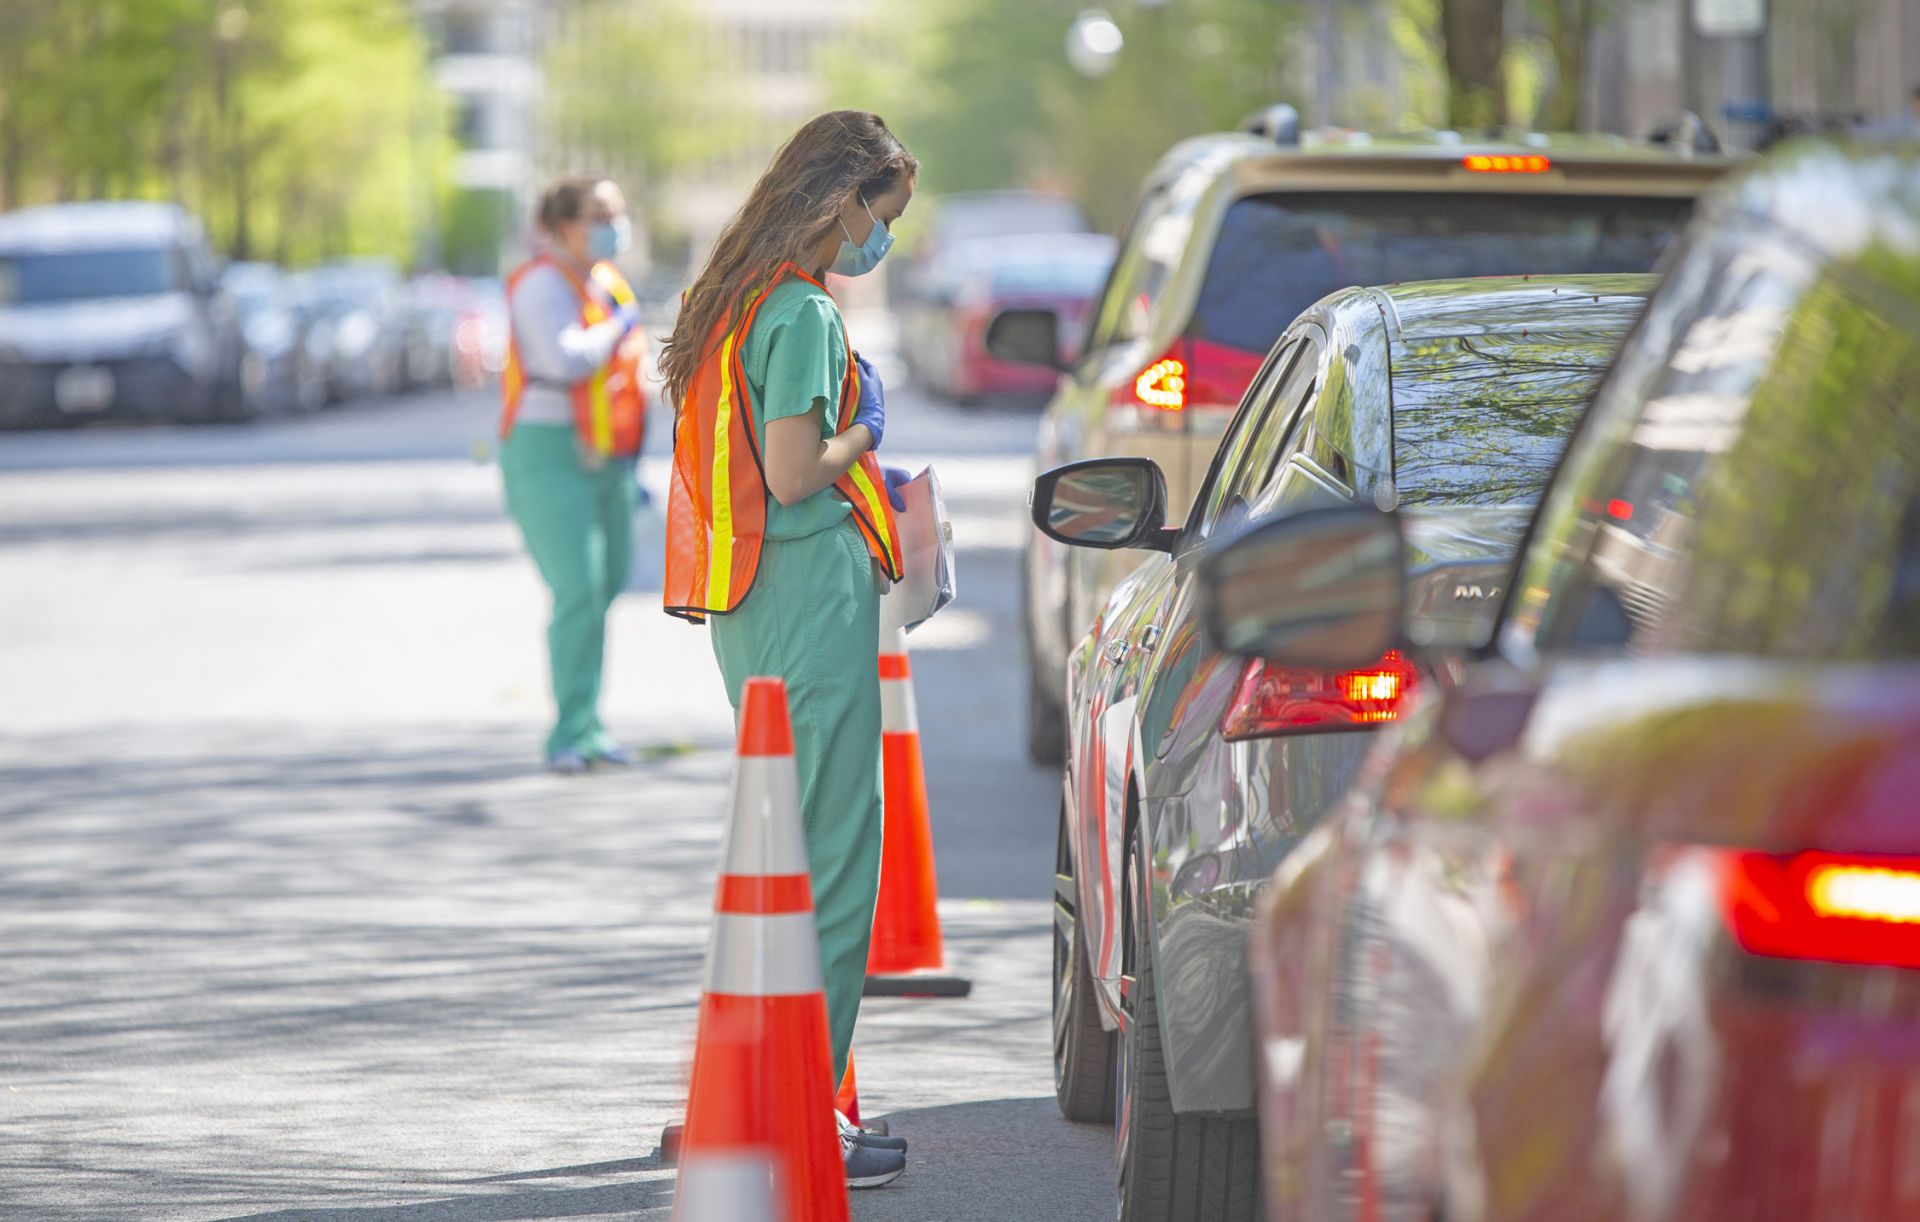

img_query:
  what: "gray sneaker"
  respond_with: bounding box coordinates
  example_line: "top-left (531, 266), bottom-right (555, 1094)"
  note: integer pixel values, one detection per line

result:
top-left (842, 1126), bottom-right (906, 1188)
top-left (837, 1110), bottom-right (907, 1152)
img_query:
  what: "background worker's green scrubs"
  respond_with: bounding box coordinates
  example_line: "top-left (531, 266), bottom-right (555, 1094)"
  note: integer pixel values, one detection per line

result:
top-left (708, 278), bottom-right (882, 1086)
top-left (502, 259), bottom-right (637, 762)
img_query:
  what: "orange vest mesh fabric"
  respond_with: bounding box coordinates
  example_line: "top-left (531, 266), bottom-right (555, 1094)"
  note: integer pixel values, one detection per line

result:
top-left (664, 263), bottom-right (903, 623)
top-left (499, 254), bottom-right (647, 458)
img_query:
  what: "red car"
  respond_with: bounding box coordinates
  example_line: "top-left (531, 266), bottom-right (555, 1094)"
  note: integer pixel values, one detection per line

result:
top-left (906, 232), bottom-right (1114, 403)
top-left (1200, 140), bottom-right (1920, 1222)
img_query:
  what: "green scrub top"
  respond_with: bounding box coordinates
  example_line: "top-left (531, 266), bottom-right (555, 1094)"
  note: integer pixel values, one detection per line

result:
top-left (739, 278), bottom-right (852, 540)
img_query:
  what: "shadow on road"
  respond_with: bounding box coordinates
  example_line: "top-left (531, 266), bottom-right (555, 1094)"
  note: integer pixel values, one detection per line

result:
top-left (854, 1096), bottom-right (1113, 1221)
top-left (210, 1168), bottom-right (672, 1221)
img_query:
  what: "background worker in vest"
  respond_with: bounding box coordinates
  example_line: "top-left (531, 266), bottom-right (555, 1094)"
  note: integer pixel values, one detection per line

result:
top-left (658, 111), bottom-right (916, 1188)
top-left (500, 177), bottom-right (648, 775)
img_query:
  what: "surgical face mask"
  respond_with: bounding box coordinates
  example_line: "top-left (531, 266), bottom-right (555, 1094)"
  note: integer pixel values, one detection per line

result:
top-left (831, 196), bottom-right (893, 277)
top-left (588, 216), bottom-right (630, 261)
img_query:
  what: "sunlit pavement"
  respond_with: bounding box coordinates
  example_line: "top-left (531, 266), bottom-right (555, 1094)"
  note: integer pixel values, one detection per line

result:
top-left (0, 321), bottom-right (1114, 1220)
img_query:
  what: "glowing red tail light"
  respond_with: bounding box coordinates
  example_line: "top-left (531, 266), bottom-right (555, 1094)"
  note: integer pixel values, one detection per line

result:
top-left (1114, 338), bottom-right (1265, 415)
top-left (1136, 357), bottom-right (1187, 409)
top-left (1220, 650), bottom-right (1419, 741)
top-left (1464, 154), bottom-right (1551, 174)
top-left (1716, 850), bottom-right (1920, 970)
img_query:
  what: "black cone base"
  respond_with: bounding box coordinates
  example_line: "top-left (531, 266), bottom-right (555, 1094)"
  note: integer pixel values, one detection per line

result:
top-left (863, 972), bottom-right (973, 998)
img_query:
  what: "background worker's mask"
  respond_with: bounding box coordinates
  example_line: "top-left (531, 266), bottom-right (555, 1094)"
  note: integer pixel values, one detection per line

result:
top-left (589, 217), bottom-right (631, 262)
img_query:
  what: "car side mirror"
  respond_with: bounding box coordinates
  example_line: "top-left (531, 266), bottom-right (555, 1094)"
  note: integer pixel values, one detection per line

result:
top-left (1195, 505), bottom-right (1406, 671)
top-left (986, 308), bottom-right (1066, 372)
top-left (1031, 457), bottom-right (1177, 552)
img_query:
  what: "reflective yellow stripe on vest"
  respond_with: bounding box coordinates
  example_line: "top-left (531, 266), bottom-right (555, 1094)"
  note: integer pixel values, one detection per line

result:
top-left (710, 325), bottom-right (742, 609)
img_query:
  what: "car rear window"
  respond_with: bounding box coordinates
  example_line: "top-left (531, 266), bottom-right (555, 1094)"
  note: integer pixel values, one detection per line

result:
top-left (1191, 192), bottom-right (1691, 356)
top-left (940, 197), bottom-right (1089, 243)
top-left (0, 247), bottom-right (185, 304)
top-left (1391, 318), bottom-right (1640, 507)
top-left (989, 256), bottom-right (1113, 297)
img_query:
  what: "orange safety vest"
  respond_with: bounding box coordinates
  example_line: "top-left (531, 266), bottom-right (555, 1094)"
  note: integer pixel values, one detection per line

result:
top-left (663, 263), bottom-right (904, 623)
top-left (499, 254), bottom-right (646, 458)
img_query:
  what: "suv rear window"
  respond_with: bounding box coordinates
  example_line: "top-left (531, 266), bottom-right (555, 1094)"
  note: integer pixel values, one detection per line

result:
top-left (1191, 192), bottom-right (1691, 356)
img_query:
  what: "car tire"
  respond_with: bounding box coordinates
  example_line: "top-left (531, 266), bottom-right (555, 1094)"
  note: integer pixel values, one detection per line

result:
top-left (1028, 661), bottom-right (1067, 766)
top-left (1054, 799), bottom-right (1117, 1123)
top-left (1117, 817), bottom-right (1260, 1222)
top-left (1024, 559), bottom-right (1067, 766)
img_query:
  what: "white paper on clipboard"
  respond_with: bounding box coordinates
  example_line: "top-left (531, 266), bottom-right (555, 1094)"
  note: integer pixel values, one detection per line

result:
top-left (879, 466), bottom-right (955, 634)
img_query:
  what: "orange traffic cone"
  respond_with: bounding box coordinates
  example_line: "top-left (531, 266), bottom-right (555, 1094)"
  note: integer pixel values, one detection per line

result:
top-left (835, 1055), bottom-right (861, 1127)
top-left (863, 624), bottom-right (972, 999)
top-left (671, 678), bottom-right (848, 1222)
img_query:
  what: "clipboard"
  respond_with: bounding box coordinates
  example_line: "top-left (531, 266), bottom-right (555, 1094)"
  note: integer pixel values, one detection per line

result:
top-left (880, 465), bottom-right (956, 634)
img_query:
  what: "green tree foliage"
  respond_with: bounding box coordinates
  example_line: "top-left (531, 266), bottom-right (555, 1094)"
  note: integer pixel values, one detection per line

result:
top-left (827, 0), bottom-right (1302, 232)
top-left (542, 0), bottom-right (749, 252)
top-left (0, 0), bottom-right (447, 266)
top-left (1440, 0), bottom-right (1507, 127)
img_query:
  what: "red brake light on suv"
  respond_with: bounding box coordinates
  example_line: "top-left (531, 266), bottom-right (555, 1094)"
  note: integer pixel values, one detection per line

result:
top-left (1716, 850), bottom-right (1920, 970)
top-left (1464, 154), bottom-right (1552, 174)
top-left (1220, 650), bottom-right (1419, 741)
top-left (1113, 338), bottom-right (1265, 416)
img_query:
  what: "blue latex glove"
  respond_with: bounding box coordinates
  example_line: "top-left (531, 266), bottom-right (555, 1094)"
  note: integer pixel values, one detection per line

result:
top-left (882, 464), bottom-right (913, 512)
top-left (851, 351), bottom-right (884, 451)
top-left (612, 303), bottom-right (642, 337)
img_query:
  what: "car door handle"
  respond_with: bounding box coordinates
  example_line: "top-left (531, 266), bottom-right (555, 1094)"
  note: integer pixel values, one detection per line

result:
top-left (1140, 625), bottom-right (1161, 653)
top-left (1106, 639), bottom-right (1131, 666)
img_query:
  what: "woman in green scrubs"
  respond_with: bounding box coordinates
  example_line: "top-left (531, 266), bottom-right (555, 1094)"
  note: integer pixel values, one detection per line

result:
top-left (658, 111), bottom-right (917, 1187)
top-left (501, 178), bottom-right (643, 773)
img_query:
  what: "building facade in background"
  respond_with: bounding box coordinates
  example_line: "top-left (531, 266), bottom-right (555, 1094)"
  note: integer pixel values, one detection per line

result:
top-left (542, 0), bottom-right (881, 271)
top-left (417, 0), bottom-right (546, 274)
top-left (1591, 0), bottom-right (1920, 146)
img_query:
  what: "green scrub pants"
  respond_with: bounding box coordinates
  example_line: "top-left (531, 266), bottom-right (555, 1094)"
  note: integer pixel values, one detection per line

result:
top-left (500, 423), bottom-right (636, 760)
top-left (710, 517), bottom-right (882, 1085)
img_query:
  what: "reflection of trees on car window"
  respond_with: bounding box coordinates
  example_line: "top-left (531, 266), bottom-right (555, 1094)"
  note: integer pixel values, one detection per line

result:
top-left (1530, 232), bottom-right (1920, 661)
top-left (1659, 260), bottom-right (1920, 658)
top-left (1392, 324), bottom-right (1628, 507)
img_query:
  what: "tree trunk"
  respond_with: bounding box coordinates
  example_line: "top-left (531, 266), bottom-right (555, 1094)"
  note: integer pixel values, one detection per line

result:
top-left (1540, 0), bottom-right (1598, 130)
top-left (1442, 0), bottom-right (1507, 130)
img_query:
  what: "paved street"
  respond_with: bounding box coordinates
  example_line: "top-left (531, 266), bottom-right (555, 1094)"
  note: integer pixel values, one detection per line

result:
top-left (0, 324), bottom-right (1114, 1220)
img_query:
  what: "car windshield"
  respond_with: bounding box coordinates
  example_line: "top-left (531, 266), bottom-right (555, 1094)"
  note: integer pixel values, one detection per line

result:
top-left (1192, 192), bottom-right (1691, 356)
top-left (990, 256), bottom-right (1113, 296)
top-left (940, 196), bottom-right (1087, 242)
top-left (0, 247), bottom-right (184, 304)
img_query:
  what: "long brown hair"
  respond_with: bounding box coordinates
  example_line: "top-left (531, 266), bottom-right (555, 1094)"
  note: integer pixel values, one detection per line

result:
top-left (659, 110), bottom-right (917, 408)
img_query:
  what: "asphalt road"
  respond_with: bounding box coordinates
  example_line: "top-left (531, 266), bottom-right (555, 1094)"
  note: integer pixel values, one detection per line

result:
top-left (0, 324), bottom-right (1115, 1220)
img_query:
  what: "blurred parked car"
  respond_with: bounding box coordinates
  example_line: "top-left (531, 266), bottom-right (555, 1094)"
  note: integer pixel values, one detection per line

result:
top-left (1030, 275), bottom-right (1651, 1222)
top-left (292, 259), bottom-right (408, 400)
top-left (1205, 142), bottom-right (1920, 1222)
top-left (0, 201), bottom-right (245, 426)
top-left (903, 232), bottom-right (1115, 404)
top-left (997, 106), bottom-right (1737, 763)
top-left (223, 261), bottom-right (327, 416)
top-left (449, 276), bottom-right (508, 390)
top-left (283, 275), bottom-right (349, 407)
top-left (889, 189), bottom-right (1092, 383)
